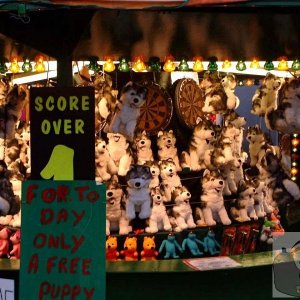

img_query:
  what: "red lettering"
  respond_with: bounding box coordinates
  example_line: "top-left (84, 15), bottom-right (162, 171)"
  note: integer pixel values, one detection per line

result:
top-left (28, 253), bottom-right (39, 273)
top-left (69, 257), bottom-right (80, 274)
top-left (47, 256), bottom-right (57, 273)
top-left (71, 285), bottom-right (81, 300)
top-left (87, 191), bottom-right (99, 203)
top-left (48, 235), bottom-right (59, 249)
top-left (57, 185), bottom-right (69, 201)
top-left (82, 259), bottom-right (91, 275)
top-left (33, 233), bottom-right (47, 249)
top-left (75, 186), bottom-right (89, 201)
top-left (40, 208), bottom-right (54, 225)
top-left (61, 284), bottom-right (71, 299)
top-left (61, 234), bottom-right (71, 250)
top-left (59, 257), bottom-right (68, 273)
top-left (71, 235), bottom-right (85, 254)
top-left (57, 209), bottom-right (68, 224)
top-left (72, 210), bottom-right (85, 226)
top-left (39, 281), bottom-right (50, 300)
top-left (84, 288), bottom-right (95, 300)
top-left (27, 184), bottom-right (38, 204)
top-left (42, 188), bottom-right (56, 203)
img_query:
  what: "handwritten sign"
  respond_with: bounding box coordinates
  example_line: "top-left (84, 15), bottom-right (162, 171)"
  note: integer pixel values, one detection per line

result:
top-left (0, 278), bottom-right (14, 300)
top-left (20, 180), bottom-right (106, 300)
top-left (30, 87), bottom-right (95, 180)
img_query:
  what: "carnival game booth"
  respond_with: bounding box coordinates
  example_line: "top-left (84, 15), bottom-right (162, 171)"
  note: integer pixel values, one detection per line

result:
top-left (1, 1), bottom-right (300, 299)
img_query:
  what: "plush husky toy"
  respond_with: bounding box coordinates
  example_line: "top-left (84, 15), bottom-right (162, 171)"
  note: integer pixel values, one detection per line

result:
top-left (251, 73), bottom-right (283, 116)
top-left (171, 186), bottom-right (196, 232)
top-left (0, 84), bottom-right (28, 139)
top-left (95, 137), bottom-right (118, 182)
top-left (231, 180), bottom-right (258, 222)
top-left (0, 77), bottom-right (9, 106)
top-left (159, 158), bottom-right (182, 201)
top-left (200, 169), bottom-right (231, 226)
top-left (265, 77), bottom-right (300, 134)
top-left (126, 164), bottom-right (152, 220)
top-left (246, 125), bottom-right (279, 167)
top-left (202, 83), bottom-right (228, 115)
top-left (157, 130), bottom-right (181, 171)
top-left (221, 73), bottom-right (240, 109)
top-left (134, 131), bottom-right (154, 165)
top-left (181, 117), bottom-right (215, 171)
top-left (106, 176), bottom-right (131, 235)
top-left (145, 187), bottom-right (171, 233)
top-left (106, 133), bottom-right (132, 176)
top-left (145, 160), bottom-right (160, 189)
top-left (108, 82), bottom-right (147, 141)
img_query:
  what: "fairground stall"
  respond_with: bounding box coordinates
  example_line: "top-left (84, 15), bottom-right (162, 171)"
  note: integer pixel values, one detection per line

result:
top-left (1, 1), bottom-right (300, 299)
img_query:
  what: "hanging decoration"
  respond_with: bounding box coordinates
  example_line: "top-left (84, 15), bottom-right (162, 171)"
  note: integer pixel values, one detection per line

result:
top-left (277, 57), bottom-right (289, 71)
top-left (222, 60), bottom-right (232, 70)
top-left (88, 57), bottom-right (100, 73)
top-left (133, 56), bottom-right (147, 72)
top-left (148, 57), bottom-right (161, 72)
top-left (178, 58), bottom-right (189, 71)
top-left (34, 55), bottom-right (46, 73)
top-left (103, 56), bottom-right (115, 72)
top-left (192, 57), bottom-right (204, 72)
top-left (163, 55), bottom-right (176, 72)
top-left (291, 134), bottom-right (299, 182)
top-left (250, 59), bottom-right (260, 69)
top-left (236, 60), bottom-right (246, 71)
top-left (22, 57), bottom-right (33, 72)
top-left (264, 61), bottom-right (274, 71)
top-left (118, 57), bottom-right (130, 72)
top-left (9, 56), bottom-right (20, 73)
top-left (292, 59), bottom-right (300, 71)
top-left (0, 59), bottom-right (8, 74)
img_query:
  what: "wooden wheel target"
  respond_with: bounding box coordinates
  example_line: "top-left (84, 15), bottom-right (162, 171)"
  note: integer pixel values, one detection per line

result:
top-left (174, 78), bottom-right (205, 129)
top-left (137, 81), bottom-right (173, 135)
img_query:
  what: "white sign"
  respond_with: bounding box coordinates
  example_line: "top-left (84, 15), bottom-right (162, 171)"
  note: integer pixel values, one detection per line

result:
top-left (0, 278), bottom-right (14, 300)
top-left (183, 256), bottom-right (241, 271)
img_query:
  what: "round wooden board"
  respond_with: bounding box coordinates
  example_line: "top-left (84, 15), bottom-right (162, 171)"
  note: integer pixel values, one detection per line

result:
top-left (174, 78), bottom-right (205, 129)
top-left (137, 81), bottom-right (173, 136)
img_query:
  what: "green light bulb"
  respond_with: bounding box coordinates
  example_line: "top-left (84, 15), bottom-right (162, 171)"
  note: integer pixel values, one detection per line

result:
top-left (178, 59), bottom-right (189, 71)
top-left (236, 60), bottom-right (246, 71)
top-left (88, 58), bottom-right (100, 72)
top-left (118, 58), bottom-right (130, 72)
top-left (22, 57), bottom-right (32, 72)
top-left (264, 61), bottom-right (274, 71)
top-left (208, 61), bottom-right (218, 72)
top-left (0, 61), bottom-right (7, 74)
top-left (148, 57), bottom-right (161, 72)
top-left (292, 59), bottom-right (300, 71)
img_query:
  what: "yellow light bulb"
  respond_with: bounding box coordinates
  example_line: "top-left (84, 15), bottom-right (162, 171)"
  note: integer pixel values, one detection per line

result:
top-left (278, 59), bottom-right (289, 71)
top-left (133, 57), bottom-right (146, 72)
top-left (250, 59), bottom-right (260, 69)
top-left (9, 56), bottom-right (20, 73)
top-left (103, 57), bottom-right (115, 72)
top-left (291, 167), bottom-right (298, 176)
top-left (222, 60), bottom-right (232, 69)
top-left (163, 55), bottom-right (176, 72)
top-left (193, 59), bottom-right (204, 72)
top-left (35, 55), bottom-right (46, 72)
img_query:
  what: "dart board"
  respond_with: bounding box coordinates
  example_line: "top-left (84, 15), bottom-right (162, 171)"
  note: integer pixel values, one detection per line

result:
top-left (174, 78), bottom-right (205, 129)
top-left (137, 81), bottom-right (173, 136)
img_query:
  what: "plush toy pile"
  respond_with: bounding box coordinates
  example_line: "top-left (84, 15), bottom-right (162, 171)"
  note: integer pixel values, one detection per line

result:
top-left (1, 72), bottom-right (299, 261)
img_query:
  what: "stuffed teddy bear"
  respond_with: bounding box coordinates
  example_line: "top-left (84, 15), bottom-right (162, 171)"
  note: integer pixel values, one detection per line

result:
top-left (106, 236), bottom-right (120, 261)
top-left (200, 169), bottom-right (231, 226)
top-left (106, 132), bottom-right (132, 176)
top-left (121, 236), bottom-right (138, 261)
top-left (251, 73), bottom-right (283, 117)
top-left (145, 187), bottom-right (171, 233)
top-left (171, 186), bottom-right (196, 232)
top-left (157, 130), bottom-right (181, 171)
top-left (95, 137), bottom-right (118, 182)
top-left (159, 158), bottom-right (182, 201)
top-left (221, 73), bottom-right (240, 110)
top-left (140, 236), bottom-right (158, 261)
top-left (106, 176), bottom-right (131, 235)
top-left (230, 180), bottom-right (258, 222)
top-left (181, 117), bottom-right (216, 171)
top-left (126, 164), bottom-right (152, 220)
top-left (145, 160), bottom-right (160, 189)
top-left (203, 230), bottom-right (221, 255)
top-left (182, 232), bottom-right (204, 256)
top-left (134, 131), bottom-right (154, 165)
top-left (108, 81), bottom-right (148, 141)
top-left (9, 229), bottom-right (20, 259)
top-left (0, 84), bottom-right (28, 139)
top-left (265, 77), bottom-right (300, 134)
top-left (159, 233), bottom-right (183, 259)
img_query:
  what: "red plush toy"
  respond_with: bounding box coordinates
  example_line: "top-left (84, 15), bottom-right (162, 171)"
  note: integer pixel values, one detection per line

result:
top-left (9, 229), bottom-right (21, 259)
top-left (141, 236), bottom-right (158, 261)
top-left (0, 227), bottom-right (11, 257)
